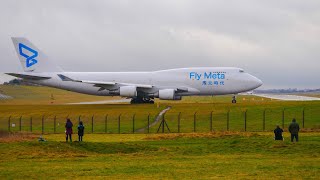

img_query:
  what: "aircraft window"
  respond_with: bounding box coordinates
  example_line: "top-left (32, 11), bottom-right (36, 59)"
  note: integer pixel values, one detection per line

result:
top-left (239, 70), bottom-right (244, 73)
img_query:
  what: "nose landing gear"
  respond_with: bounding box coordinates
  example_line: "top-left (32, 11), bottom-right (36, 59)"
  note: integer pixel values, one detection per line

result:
top-left (232, 95), bottom-right (237, 103)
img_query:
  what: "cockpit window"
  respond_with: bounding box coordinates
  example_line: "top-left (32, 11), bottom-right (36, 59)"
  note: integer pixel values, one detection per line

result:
top-left (239, 70), bottom-right (244, 73)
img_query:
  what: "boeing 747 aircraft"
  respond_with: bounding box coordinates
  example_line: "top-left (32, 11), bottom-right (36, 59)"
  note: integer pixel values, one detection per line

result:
top-left (6, 37), bottom-right (262, 104)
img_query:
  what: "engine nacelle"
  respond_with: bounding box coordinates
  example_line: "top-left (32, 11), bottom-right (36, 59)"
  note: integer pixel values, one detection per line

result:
top-left (119, 86), bottom-right (137, 97)
top-left (158, 89), bottom-right (182, 100)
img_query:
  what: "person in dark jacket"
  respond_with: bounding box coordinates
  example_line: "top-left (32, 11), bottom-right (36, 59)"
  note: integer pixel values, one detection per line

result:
top-left (274, 125), bottom-right (283, 140)
top-left (78, 121), bottom-right (85, 142)
top-left (65, 118), bottom-right (73, 142)
top-left (288, 118), bottom-right (300, 142)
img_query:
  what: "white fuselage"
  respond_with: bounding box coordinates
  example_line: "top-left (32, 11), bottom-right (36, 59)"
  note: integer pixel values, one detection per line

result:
top-left (25, 67), bottom-right (262, 97)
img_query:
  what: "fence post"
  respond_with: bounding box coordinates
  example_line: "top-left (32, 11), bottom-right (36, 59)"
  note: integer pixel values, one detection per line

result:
top-left (19, 116), bottom-right (22, 132)
top-left (19, 116), bottom-right (22, 131)
top-left (30, 116), bottom-right (32, 132)
top-left (227, 109), bottom-right (230, 131)
top-left (8, 116), bottom-right (11, 132)
top-left (244, 110), bottom-right (247, 131)
top-left (91, 115), bottom-right (94, 133)
top-left (42, 115), bottom-right (44, 134)
top-left (105, 114), bottom-right (108, 133)
top-left (194, 112), bottom-right (197, 132)
top-left (210, 111), bottom-right (213, 132)
top-left (302, 108), bottom-right (305, 128)
top-left (147, 113), bottom-right (150, 133)
top-left (118, 114), bottom-right (121, 134)
top-left (162, 113), bottom-right (165, 133)
top-left (263, 109), bottom-right (266, 131)
top-left (282, 109), bottom-right (285, 129)
top-left (178, 112), bottom-right (181, 133)
top-left (132, 114), bottom-right (135, 134)
top-left (54, 116), bottom-right (56, 134)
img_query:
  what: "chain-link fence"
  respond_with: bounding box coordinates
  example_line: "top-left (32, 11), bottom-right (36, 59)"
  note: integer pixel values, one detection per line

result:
top-left (0, 107), bottom-right (319, 134)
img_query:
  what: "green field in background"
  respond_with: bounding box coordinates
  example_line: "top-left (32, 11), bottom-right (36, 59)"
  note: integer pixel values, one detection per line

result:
top-left (0, 85), bottom-right (319, 133)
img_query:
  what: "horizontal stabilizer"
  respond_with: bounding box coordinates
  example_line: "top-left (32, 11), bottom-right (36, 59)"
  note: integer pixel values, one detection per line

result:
top-left (6, 73), bottom-right (51, 80)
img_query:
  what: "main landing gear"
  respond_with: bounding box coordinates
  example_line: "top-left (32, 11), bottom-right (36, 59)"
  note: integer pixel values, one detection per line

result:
top-left (130, 97), bottom-right (155, 104)
top-left (232, 95), bottom-right (237, 104)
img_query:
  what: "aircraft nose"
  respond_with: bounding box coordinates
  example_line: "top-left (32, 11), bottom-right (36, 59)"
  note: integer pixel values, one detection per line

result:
top-left (253, 77), bottom-right (263, 88)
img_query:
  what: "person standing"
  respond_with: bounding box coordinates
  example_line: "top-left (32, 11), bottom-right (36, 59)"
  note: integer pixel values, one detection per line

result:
top-left (65, 118), bottom-right (73, 142)
top-left (288, 118), bottom-right (300, 142)
top-left (78, 121), bottom-right (85, 142)
top-left (274, 125), bottom-right (284, 141)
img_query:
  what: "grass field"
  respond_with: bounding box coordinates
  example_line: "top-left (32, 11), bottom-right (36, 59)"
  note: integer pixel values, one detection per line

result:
top-left (0, 85), bottom-right (319, 179)
top-left (0, 132), bottom-right (319, 179)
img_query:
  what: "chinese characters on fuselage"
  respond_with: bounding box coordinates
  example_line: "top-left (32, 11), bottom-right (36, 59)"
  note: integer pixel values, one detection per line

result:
top-left (189, 72), bottom-right (225, 86)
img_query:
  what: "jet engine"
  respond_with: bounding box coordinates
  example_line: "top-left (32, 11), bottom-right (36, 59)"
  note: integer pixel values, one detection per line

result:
top-left (158, 89), bottom-right (182, 100)
top-left (119, 86), bottom-right (137, 97)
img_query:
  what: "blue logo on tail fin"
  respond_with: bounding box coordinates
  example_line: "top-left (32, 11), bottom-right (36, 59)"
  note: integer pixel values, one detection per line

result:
top-left (18, 43), bottom-right (38, 68)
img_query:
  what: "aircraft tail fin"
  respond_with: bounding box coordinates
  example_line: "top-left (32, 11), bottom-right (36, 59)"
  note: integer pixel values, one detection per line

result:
top-left (11, 37), bottom-right (63, 72)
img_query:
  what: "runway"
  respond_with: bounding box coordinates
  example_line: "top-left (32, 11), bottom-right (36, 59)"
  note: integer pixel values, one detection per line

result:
top-left (254, 94), bottom-right (320, 101)
top-left (66, 94), bottom-right (320, 105)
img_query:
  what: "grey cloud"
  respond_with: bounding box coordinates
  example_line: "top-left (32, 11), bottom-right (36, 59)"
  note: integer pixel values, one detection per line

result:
top-left (0, 0), bottom-right (319, 88)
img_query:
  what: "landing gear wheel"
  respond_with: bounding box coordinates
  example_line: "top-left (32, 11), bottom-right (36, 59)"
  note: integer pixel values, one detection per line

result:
top-left (130, 97), bottom-right (155, 104)
top-left (232, 96), bottom-right (237, 104)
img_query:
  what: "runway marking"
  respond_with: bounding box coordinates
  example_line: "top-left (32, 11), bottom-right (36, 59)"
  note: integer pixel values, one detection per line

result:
top-left (254, 94), bottom-right (320, 101)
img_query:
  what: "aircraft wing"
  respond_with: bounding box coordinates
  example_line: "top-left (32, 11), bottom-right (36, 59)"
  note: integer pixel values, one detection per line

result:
top-left (57, 74), bottom-right (199, 93)
top-left (57, 74), bottom-right (153, 89)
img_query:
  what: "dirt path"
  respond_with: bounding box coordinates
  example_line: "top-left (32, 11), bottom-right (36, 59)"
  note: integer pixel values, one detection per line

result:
top-left (135, 106), bottom-right (172, 133)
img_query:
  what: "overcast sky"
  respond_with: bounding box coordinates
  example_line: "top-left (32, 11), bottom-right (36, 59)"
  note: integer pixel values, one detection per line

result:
top-left (0, 0), bottom-right (319, 89)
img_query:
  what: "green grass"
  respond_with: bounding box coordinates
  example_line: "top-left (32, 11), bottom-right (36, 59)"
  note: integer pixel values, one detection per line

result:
top-left (0, 132), bottom-right (319, 179)
top-left (1, 86), bottom-right (319, 179)
top-left (0, 85), bottom-right (320, 133)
